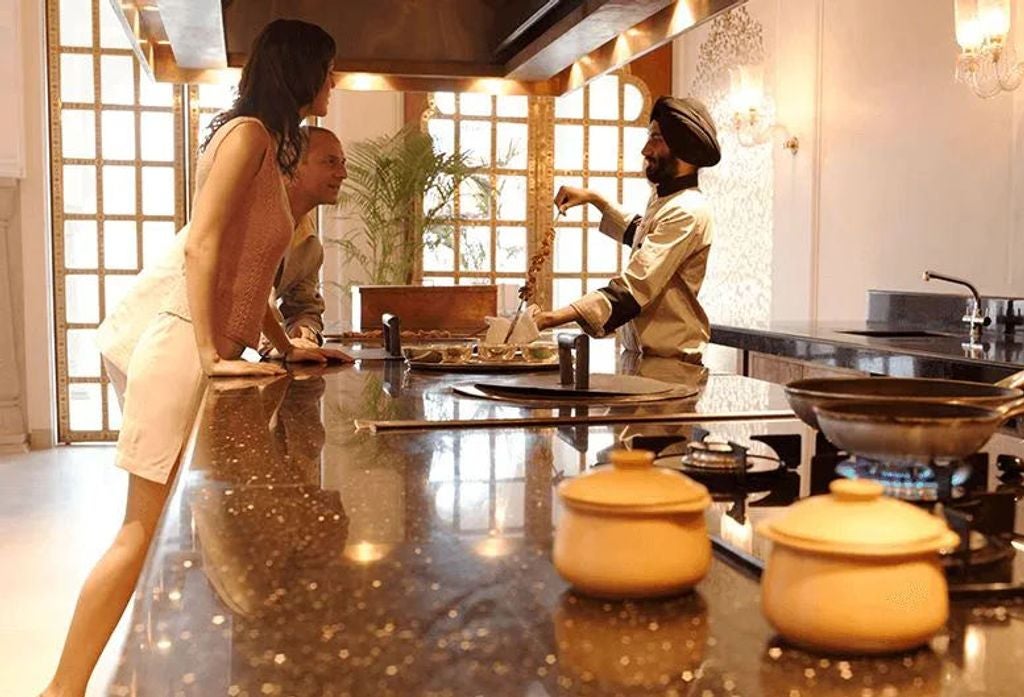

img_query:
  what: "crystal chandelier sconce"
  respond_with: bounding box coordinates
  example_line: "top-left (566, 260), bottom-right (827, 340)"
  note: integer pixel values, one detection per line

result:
top-left (728, 64), bottom-right (799, 154)
top-left (954, 0), bottom-right (1023, 97)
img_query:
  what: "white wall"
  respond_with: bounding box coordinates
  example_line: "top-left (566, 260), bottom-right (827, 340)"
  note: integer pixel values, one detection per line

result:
top-left (321, 91), bottom-right (404, 333)
top-left (817, 0), bottom-right (1017, 320)
top-left (674, 0), bottom-right (1024, 324)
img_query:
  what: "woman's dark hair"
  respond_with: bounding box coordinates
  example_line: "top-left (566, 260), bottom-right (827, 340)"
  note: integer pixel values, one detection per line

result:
top-left (202, 19), bottom-right (335, 177)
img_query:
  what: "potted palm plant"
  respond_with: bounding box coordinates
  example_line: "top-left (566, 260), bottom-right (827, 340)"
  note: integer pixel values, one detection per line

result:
top-left (328, 123), bottom-right (496, 332)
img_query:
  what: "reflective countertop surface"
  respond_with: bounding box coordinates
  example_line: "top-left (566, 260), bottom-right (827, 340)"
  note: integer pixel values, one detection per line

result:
top-left (322, 342), bottom-right (792, 429)
top-left (107, 358), bottom-right (1024, 696)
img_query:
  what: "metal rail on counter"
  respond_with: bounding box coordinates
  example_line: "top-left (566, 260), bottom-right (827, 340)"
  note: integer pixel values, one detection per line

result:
top-left (354, 408), bottom-right (796, 433)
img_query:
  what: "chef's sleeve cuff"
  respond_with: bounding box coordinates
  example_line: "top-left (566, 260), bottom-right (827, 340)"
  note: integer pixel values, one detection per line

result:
top-left (598, 279), bottom-right (642, 333)
top-left (598, 201), bottom-right (635, 241)
top-left (571, 292), bottom-right (613, 338)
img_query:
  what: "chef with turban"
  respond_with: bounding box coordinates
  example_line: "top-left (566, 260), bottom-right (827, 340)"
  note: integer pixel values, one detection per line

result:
top-left (535, 95), bottom-right (721, 362)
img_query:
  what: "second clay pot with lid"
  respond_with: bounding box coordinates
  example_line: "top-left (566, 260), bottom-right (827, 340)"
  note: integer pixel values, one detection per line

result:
top-left (757, 479), bottom-right (960, 654)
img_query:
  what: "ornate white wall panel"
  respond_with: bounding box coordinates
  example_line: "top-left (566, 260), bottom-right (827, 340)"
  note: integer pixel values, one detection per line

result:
top-left (688, 7), bottom-right (774, 328)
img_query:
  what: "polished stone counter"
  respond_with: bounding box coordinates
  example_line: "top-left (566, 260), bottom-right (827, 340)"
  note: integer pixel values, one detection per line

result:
top-left (107, 362), bottom-right (1024, 696)
top-left (304, 343), bottom-right (794, 429)
top-left (712, 321), bottom-right (1024, 382)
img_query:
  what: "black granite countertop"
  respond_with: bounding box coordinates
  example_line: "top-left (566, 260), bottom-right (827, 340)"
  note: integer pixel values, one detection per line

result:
top-left (106, 361), bottom-right (1024, 696)
top-left (712, 321), bottom-right (1024, 383)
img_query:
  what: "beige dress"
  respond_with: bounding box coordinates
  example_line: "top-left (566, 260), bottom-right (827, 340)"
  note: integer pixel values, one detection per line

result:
top-left (97, 117), bottom-right (293, 484)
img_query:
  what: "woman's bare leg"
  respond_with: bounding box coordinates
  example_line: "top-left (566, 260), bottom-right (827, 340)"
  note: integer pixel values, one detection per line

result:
top-left (41, 470), bottom-right (175, 697)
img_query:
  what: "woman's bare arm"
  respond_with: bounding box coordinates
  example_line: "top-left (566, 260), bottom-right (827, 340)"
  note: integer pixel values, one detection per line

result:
top-left (185, 122), bottom-right (285, 377)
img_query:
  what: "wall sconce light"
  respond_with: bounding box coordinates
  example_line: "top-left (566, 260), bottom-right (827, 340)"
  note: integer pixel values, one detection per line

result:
top-left (728, 64), bottom-right (799, 154)
top-left (954, 0), bottom-right (1023, 97)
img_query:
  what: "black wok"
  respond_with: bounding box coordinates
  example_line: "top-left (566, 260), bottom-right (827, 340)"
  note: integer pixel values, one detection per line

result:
top-left (785, 369), bottom-right (1024, 429)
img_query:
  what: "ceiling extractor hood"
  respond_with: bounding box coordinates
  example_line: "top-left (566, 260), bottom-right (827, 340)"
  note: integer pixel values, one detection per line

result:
top-left (113, 0), bottom-right (745, 94)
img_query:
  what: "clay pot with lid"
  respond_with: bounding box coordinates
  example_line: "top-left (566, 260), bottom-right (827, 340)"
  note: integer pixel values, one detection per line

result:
top-left (758, 479), bottom-right (960, 654)
top-left (553, 449), bottom-right (712, 598)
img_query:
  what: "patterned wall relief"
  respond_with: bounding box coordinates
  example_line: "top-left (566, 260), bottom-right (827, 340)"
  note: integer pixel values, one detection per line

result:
top-left (690, 6), bottom-right (774, 327)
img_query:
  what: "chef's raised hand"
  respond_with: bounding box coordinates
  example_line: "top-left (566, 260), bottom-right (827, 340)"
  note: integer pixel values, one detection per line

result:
top-left (554, 185), bottom-right (611, 216)
top-left (554, 185), bottom-right (592, 212)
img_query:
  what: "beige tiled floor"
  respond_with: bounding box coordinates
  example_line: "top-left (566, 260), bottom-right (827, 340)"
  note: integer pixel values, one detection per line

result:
top-left (0, 446), bottom-right (130, 697)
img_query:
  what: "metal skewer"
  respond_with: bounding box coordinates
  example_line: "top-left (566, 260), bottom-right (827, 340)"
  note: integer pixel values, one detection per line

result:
top-left (502, 296), bottom-right (527, 344)
top-left (503, 207), bottom-right (563, 343)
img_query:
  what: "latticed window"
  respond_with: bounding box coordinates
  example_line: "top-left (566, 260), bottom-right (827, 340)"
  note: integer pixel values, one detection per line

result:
top-left (187, 84), bottom-right (238, 195)
top-left (48, 0), bottom-right (243, 442)
top-left (548, 73), bottom-right (653, 310)
top-left (421, 92), bottom-right (532, 288)
top-left (46, 2), bottom-right (659, 442)
top-left (49, 0), bottom-right (186, 441)
top-left (421, 72), bottom-right (654, 308)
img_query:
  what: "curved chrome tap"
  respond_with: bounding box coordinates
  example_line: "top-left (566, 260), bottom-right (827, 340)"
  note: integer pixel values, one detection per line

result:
top-left (922, 270), bottom-right (989, 342)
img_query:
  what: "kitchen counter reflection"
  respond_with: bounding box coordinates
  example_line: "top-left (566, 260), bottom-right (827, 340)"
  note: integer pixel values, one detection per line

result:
top-left (323, 347), bottom-right (792, 430)
top-left (107, 363), bottom-right (1024, 696)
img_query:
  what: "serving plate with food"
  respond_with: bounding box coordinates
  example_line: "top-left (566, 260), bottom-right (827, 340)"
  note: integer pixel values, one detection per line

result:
top-left (404, 342), bottom-right (560, 373)
top-left (324, 328), bottom-right (481, 343)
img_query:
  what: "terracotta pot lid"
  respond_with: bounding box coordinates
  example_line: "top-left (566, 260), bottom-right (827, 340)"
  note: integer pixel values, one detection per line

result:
top-left (758, 479), bottom-right (959, 557)
top-left (557, 449), bottom-right (711, 513)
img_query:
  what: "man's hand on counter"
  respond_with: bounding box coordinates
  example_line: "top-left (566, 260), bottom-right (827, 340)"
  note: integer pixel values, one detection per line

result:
top-left (315, 346), bottom-right (356, 363)
top-left (285, 345), bottom-right (355, 364)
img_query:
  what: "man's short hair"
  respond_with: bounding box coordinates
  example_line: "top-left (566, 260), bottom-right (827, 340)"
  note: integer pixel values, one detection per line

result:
top-left (299, 125), bottom-right (340, 161)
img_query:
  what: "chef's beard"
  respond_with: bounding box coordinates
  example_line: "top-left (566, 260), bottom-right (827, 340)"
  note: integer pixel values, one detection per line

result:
top-left (644, 154), bottom-right (675, 184)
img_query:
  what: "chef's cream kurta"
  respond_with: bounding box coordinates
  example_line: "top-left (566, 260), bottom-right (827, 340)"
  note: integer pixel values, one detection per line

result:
top-left (570, 179), bottom-right (712, 362)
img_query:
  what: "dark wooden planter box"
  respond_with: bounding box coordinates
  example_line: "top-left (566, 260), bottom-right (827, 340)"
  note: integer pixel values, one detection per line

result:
top-left (355, 285), bottom-right (497, 332)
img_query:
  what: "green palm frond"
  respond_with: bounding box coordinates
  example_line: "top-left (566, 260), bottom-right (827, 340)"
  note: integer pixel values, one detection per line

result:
top-left (330, 123), bottom-right (495, 285)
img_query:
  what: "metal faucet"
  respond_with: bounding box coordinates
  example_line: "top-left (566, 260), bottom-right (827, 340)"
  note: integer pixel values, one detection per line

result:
top-left (922, 270), bottom-right (990, 342)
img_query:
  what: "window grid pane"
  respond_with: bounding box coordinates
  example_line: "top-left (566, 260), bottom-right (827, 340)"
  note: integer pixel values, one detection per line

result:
top-left (551, 73), bottom-right (651, 297)
top-left (48, 0), bottom-right (186, 442)
top-left (423, 91), bottom-right (531, 287)
top-left (423, 73), bottom-right (650, 302)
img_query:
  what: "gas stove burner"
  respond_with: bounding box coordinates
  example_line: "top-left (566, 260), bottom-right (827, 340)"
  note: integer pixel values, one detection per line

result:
top-left (835, 457), bottom-right (972, 501)
top-left (681, 439), bottom-right (750, 471)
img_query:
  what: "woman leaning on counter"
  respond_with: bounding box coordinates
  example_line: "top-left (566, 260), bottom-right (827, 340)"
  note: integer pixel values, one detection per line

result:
top-left (39, 19), bottom-right (346, 697)
top-left (536, 96), bottom-right (721, 363)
